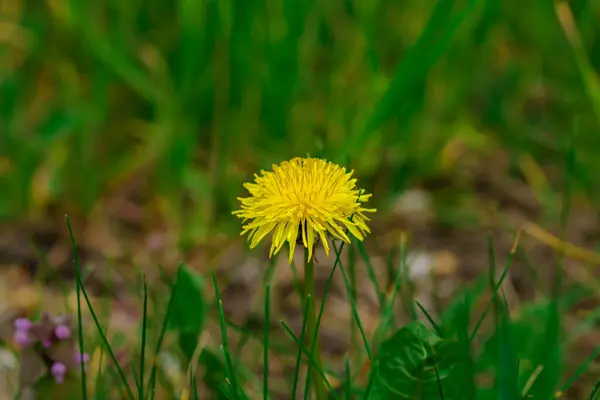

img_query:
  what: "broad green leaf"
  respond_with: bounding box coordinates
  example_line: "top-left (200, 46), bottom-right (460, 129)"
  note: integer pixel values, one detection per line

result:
top-left (167, 264), bottom-right (206, 335)
top-left (373, 320), bottom-right (466, 399)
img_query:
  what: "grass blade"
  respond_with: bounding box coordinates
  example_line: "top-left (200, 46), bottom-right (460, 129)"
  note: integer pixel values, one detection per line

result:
top-left (362, 234), bottom-right (408, 400)
top-left (93, 348), bottom-right (106, 400)
top-left (435, 366), bottom-right (445, 400)
top-left (139, 277), bottom-right (148, 400)
top-left (356, 241), bottom-right (383, 307)
top-left (372, 233), bottom-right (408, 350)
top-left (470, 230), bottom-right (522, 341)
top-left (303, 240), bottom-right (345, 399)
top-left (279, 321), bottom-right (337, 397)
top-left (131, 362), bottom-right (140, 394)
top-left (212, 270), bottom-right (241, 399)
top-left (588, 379), bottom-right (600, 400)
top-left (415, 300), bottom-right (443, 338)
top-left (487, 233), bottom-right (500, 329)
top-left (65, 215), bottom-right (135, 400)
top-left (65, 215), bottom-right (88, 400)
top-left (346, 0), bottom-right (479, 157)
top-left (344, 356), bottom-right (351, 400)
top-left (291, 295), bottom-right (311, 400)
top-left (333, 241), bottom-right (373, 362)
top-left (263, 284), bottom-right (270, 400)
top-left (347, 241), bottom-right (358, 356)
top-left (556, 2), bottom-right (600, 126)
top-left (560, 343), bottom-right (600, 395)
top-left (148, 264), bottom-right (183, 399)
top-left (190, 367), bottom-right (199, 400)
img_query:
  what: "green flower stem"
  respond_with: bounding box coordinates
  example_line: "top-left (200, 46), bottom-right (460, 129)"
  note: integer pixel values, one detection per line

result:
top-left (348, 241), bottom-right (358, 358)
top-left (304, 249), bottom-right (328, 400)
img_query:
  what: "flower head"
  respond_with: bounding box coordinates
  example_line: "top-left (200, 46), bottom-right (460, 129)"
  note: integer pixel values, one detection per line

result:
top-left (54, 325), bottom-right (70, 340)
top-left (233, 157), bottom-right (376, 262)
top-left (13, 329), bottom-right (30, 347)
top-left (14, 318), bottom-right (32, 331)
top-left (51, 362), bottom-right (67, 384)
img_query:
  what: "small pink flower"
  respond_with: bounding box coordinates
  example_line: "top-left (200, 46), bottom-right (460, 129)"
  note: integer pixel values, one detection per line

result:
top-left (54, 325), bottom-right (70, 340)
top-left (75, 352), bottom-right (89, 364)
top-left (13, 330), bottom-right (30, 347)
top-left (51, 362), bottom-right (67, 384)
top-left (42, 339), bottom-right (52, 348)
top-left (14, 318), bottom-right (32, 331)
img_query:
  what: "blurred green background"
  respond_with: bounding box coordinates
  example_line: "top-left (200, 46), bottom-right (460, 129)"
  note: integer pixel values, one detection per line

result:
top-left (2, 0), bottom-right (600, 245)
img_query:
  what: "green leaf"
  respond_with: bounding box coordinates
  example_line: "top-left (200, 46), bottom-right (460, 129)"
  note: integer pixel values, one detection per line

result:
top-left (167, 264), bottom-right (206, 334)
top-left (198, 348), bottom-right (250, 400)
top-left (373, 321), bottom-right (466, 399)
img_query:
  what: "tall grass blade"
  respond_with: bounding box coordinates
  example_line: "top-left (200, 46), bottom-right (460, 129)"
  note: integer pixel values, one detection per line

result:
top-left (561, 343), bottom-right (600, 395)
top-left (279, 321), bottom-right (337, 396)
top-left (211, 271), bottom-right (241, 399)
top-left (556, 2), bottom-right (600, 126)
top-left (346, 0), bottom-right (480, 157)
top-left (333, 242), bottom-right (373, 362)
top-left (131, 362), bottom-right (141, 394)
top-left (588, 379), bottom-right (600, 400)
top-left (356, 241), bottom-right (383, 306)
top-left (347, 240), bottom-right (358, 354)
top-left (148, 263), bottom-right (183, 399)
top-left (372, 234), bottom-right (408, 349)
top-left (415, 300), bottom-right (443, 338)
top-left (93, 348), bottom-right (106, 400)
top-left (303, 240), bottom-right (344, 399)
top-left (487, 233), bottom-right (499, 328)
top-left (435, 366), bottom-right (445, 400)
top-left (470, 231), bottom-right (522, 341)
top-left (189, 367), bottom-right (199, 400)
top-left (139, 277), bottom-right (148, 400)
top-left (344, 356), bottom-right (351, 400)
top-left (65, 215), bottom-right (135, 400)
top-left (65, 215), bottom-right (88, 400)
top-left (291, 295), bottom-right (311, 400)
top-left (263, 284), bottom-right (270, 400)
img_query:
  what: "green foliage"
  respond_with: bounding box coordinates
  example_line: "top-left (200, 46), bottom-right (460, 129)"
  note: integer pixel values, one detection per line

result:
top-left (5, 0), bottom-right (600, 238)
top-left (8, 0), bottom-right (600, 399)
top-left (371, 321), bottom-right (465, 400)
top-left (167, 265), bottom-right (206, 360)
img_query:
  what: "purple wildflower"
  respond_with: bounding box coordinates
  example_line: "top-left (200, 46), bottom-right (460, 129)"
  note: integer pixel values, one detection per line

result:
top-left (54, 325), bottom-right (70, 340)
top-left (50, 362), bottom-right (67, 384)
top-left (13, 329), bottom-right (30, 346)
top-left (42, 339), bottom-right (52, 348)
top-left (14, 318), bottom-right (32, 331)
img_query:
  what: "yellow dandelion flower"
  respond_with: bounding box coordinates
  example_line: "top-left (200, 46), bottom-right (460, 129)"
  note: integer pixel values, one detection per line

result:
top-left (233, 157), bottom-right (376, 263)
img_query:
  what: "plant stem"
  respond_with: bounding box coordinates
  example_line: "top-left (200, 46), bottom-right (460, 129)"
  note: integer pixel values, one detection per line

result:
top-left (304, 248), bottom-right (328, 399)
top-left (348, 241), bottom-right (358, 359)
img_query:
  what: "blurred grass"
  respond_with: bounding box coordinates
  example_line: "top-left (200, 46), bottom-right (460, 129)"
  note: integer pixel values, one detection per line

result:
top-left (2, 0), bottom-right (600, 244)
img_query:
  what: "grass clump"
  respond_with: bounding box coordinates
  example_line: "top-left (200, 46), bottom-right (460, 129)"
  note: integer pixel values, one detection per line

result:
top-left (49, 209), bottom-right (600, 399)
